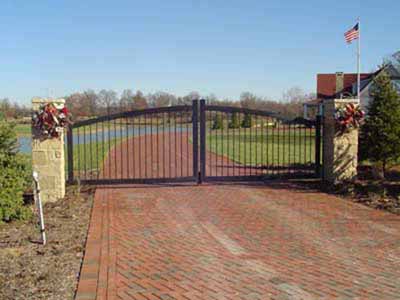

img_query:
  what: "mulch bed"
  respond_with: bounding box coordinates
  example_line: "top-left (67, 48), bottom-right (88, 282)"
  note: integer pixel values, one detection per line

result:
top-left (294, 166), bottom-right (400, 215)
top-left (0, 186), bottom-right (95, 300)
top-left (266, 166), bottom-right (400, 215)
top-left (332, 166), bottom-right (400, 215)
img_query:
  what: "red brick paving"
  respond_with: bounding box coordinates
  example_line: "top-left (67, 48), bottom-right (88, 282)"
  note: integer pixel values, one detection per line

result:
top-left (76, 137), bottom-right (400, 300)
top-left (76, 183), bottom-right (400, 300)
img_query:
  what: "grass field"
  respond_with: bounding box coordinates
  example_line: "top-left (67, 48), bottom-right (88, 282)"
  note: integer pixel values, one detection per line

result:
top-left (206, 127), bottom-right (317, 166)
top-left (15, 124), bottom-right (31, 136)
top-left (68, 137), bottom-right (122, 174)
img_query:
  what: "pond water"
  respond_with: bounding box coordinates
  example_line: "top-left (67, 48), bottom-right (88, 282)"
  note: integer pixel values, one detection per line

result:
top-left (18, 126), bottom-right (190, 154)
top-left (18, 136), bottom-right (32, 154)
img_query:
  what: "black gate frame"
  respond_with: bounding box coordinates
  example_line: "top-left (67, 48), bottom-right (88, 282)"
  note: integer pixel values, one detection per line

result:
top-left (198, 100), bottom-right (322, 183)
top-left (67, 99), bottom-right (322, 184)
top-left (67, 101), bottom-right (199, 185)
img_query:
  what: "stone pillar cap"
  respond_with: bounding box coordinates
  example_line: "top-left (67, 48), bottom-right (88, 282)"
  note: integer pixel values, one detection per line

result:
top-left (32, 97), bottom-right (65, 104)
top-left (323, 98), bottom-right (360, 104)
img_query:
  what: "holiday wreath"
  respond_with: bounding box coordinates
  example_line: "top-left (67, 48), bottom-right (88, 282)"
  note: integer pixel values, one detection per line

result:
top-left (32, 103), bottom-right (71, 139)
top-left (334, 103), bottom-right (364, 134)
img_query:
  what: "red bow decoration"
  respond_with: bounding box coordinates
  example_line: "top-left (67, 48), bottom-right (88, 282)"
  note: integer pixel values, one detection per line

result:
top-left (335, 103), bottom-right (365, 134)
top-left (32, 103), bottom-right (71, 139)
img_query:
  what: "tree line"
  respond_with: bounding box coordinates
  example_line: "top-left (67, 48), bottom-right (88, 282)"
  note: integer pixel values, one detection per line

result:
top-left (65, 87), bottom-right (314, 120)
top-left (0, 87), bottom-right (315, 121)
top-left (0, 98), bottom-right (31, 120)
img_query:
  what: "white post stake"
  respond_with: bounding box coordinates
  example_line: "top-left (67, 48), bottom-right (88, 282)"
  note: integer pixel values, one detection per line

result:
top-left (357, 17), bottom-right (361, 100)
top-left (33, 171), bottom-right (46, 245)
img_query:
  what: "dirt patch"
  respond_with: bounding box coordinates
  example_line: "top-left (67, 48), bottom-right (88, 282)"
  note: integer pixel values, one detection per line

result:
top-left (0, 186), bottom-right (94, 300)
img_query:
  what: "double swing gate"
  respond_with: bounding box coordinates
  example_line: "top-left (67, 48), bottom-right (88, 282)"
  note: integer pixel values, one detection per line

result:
top-left (67, 100), bottom-right (322, 184)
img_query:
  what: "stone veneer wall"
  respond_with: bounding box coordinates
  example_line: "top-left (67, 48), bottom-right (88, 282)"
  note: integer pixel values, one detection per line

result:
top-left (323, 99), bottom-right (359, 184)
top-left (31, 98), bottom-right (66, 202)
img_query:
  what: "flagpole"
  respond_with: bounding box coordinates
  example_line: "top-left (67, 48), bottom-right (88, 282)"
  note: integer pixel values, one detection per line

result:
top-left (357, 17), bottom-right (361, 99)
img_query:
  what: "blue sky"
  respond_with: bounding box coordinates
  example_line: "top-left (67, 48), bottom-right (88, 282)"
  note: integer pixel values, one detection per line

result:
top-left (1, 0), bottom-right (399, 104)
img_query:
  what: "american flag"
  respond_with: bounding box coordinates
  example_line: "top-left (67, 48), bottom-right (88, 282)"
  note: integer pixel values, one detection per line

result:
top-left (344, 23), bottom-right (359, 44)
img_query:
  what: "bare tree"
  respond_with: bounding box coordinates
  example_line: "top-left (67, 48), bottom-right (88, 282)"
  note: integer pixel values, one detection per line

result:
top-left (120, 89), bottom-right (134, 111)
top-left (282, 87), bottom-right (307, 103)
top-left (280, 87), bottom-right (316, 119)
top-left (179, 91), bottom-right (200, 105)
top-left (65, 93), bottom-right (84, 117)
top-left (148, 92), bottom-right (175, 107)
top-left (98, 89), bottom-right (118, 115)
top-left (82, 90), bottom-right (99, 116)
top-left (132, 90), bottom-right (148, 110)
top-left (0, 98), bottom-right (14, 118)
top-left (240, 92), bottom-right (258, 109)
top-left (204, 94), bottom-right (218, 105)
top-left (0, 98), bottom-right (31, 119)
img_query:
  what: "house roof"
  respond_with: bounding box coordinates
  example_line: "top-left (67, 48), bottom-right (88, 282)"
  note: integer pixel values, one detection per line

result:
top-left (305, 62), bottom-right (400, 107)
top-left (317, 73), bottom-right (374, 99)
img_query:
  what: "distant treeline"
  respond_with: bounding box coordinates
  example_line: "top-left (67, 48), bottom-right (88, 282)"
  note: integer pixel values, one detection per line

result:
top-left (65, 87), bottom-right (315, 121)
top-left (0, 87), bottom-right (316, 121)
top-left (0, 99), bottom-right (31, 120)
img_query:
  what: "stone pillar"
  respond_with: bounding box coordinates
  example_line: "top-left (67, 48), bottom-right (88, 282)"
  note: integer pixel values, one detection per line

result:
top-left (32, 98), bottom-right (66, 202)
top-left (323, 99), bottom-right (359, 184)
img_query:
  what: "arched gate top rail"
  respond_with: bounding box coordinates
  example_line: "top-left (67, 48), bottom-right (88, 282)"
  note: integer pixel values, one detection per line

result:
top-left (72, 105), bottom-right (192, 128)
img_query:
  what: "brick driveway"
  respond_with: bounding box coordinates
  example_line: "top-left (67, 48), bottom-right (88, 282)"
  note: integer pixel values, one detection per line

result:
top-left (75, 182), bottom-right (400, 300)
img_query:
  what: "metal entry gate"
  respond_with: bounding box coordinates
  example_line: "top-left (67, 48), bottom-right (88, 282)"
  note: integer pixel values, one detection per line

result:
top-left (67, 100), bottom-right (321, 184)
top-left (198, 100), bottom-right (322, 182)
top-left (67, 102), bottom-right (199, 184)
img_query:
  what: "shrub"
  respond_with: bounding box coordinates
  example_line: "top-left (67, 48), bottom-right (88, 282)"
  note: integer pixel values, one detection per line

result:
top-left (0, 121), bottom-right (31, 223)
top-left (241, 113), bottom-right (253, 128)
top-left (359, 70), bottom-right (400, 177)
top-left (212, 114), bottom-right (224, 130)
top-left (228, 113), bottom-right (240, 129)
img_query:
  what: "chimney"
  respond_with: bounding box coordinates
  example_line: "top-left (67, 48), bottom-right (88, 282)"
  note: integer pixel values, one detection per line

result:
top-left (335, 72), bottom-right (344, 97)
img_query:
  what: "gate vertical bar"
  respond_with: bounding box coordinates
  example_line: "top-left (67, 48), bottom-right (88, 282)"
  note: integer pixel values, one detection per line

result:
top-left (199, 99), bottom-right (206, 183)
top-left (315, 115), bottom-right (322, 177)
top-left (67, 125), bottom-right (74, 184)
top-left (192, 100), bottom-right (199, 181)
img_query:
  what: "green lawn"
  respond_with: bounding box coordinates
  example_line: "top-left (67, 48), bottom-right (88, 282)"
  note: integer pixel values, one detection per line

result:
top-left (206, 127), bottom-right (317, 166)
top-left (68, 137), bottom-right (122, 174)
top-left (15, 124), bottom-right (31, 136)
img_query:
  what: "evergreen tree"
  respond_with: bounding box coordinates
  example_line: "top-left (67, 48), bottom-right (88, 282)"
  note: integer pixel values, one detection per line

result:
top-left (212, 114), bottom-right (224, 130)
top-left (0, 121), bottom-right (31, 222)
top-left (360, 70), bottom-right (400, 177)
top-left (241, 113), bottom-right (253, 128)
top-left (228, 113), bottom-right (240, 129)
